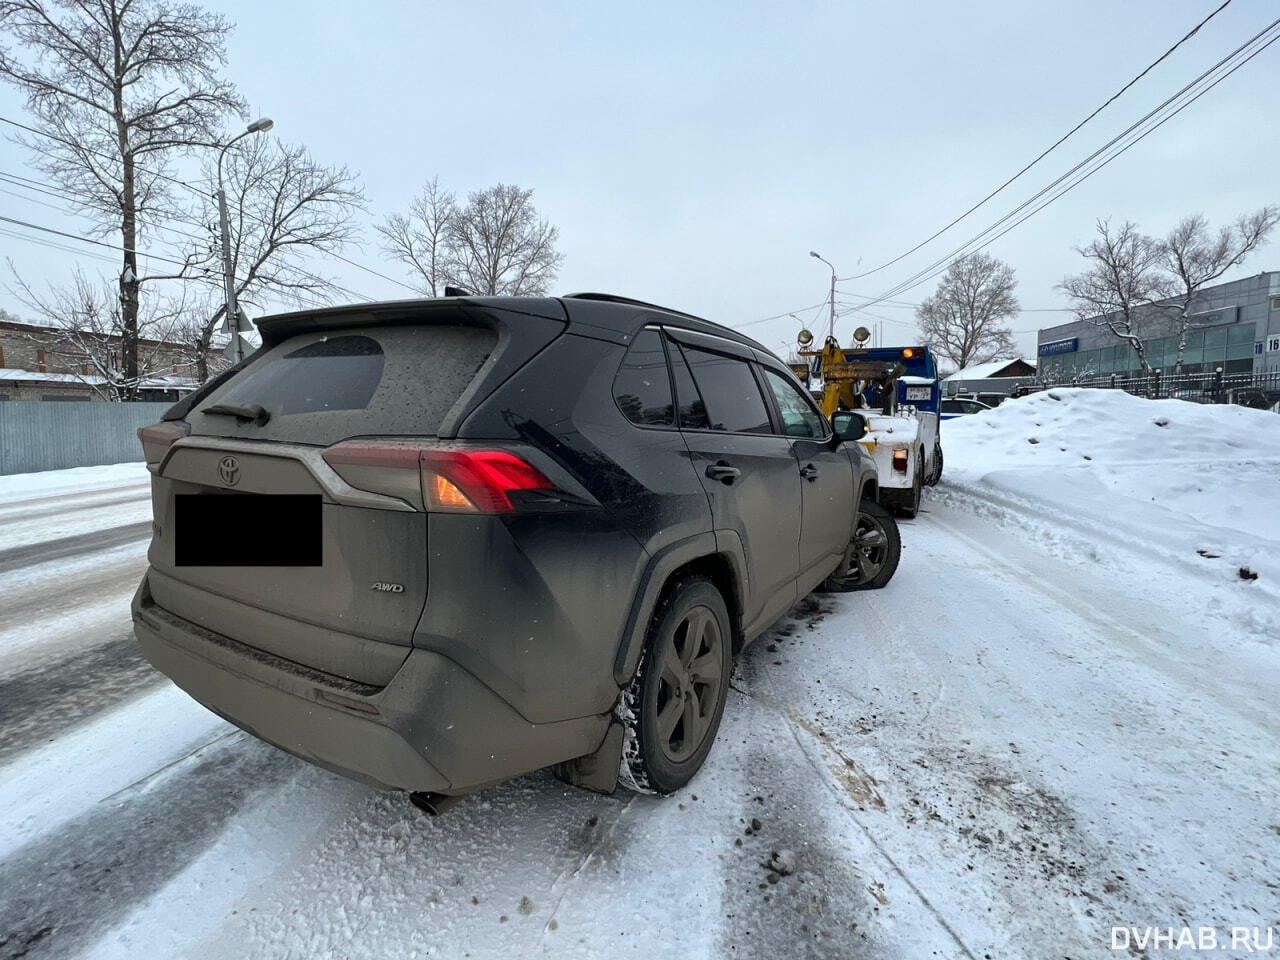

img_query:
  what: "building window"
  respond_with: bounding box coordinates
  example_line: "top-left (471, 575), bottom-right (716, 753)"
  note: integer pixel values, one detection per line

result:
top-left (37, 348), bottom-right (46, 372)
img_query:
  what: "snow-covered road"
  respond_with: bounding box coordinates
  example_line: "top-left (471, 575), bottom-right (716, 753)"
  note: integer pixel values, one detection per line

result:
top-left (1, 392), bottom-right (1277, 960)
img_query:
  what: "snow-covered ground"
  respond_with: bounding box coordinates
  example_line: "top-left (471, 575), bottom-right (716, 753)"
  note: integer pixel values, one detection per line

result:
top-left (0, 390), bottom-right (1276, 960)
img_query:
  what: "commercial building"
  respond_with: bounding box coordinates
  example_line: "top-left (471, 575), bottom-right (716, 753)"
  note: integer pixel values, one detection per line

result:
top-left (1036, 271), bottom-right (1279, 381)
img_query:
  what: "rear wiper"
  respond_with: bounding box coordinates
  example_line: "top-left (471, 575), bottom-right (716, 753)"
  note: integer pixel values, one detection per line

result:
top-left (202, 402), bottom-right (271, 426)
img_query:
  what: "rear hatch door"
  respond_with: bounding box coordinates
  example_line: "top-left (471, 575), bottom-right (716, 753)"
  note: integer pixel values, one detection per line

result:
top-left (146, 303), bottom-right (561, 685)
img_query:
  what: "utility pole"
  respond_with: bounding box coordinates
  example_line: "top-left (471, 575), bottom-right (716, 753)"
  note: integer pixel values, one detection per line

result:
top-left (215, 118), bottom-right (274, 363)
top-left (809, 251), bottom-right (837, 341)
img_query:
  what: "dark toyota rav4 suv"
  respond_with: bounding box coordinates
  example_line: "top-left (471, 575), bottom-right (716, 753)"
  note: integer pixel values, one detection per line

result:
top-left (132, 293), bottom-right (899, 807)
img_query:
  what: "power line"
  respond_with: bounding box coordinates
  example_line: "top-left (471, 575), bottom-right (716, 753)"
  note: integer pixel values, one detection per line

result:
top-left (841, 0), bottom-right (1237, 282)
top-left (850, 18), bottom-right (1280, 312)
top-left (736, 300), bottom-right (830, 328)
top-left (0, 225), bottom-right (118, 265)
top-left (837, 289), bottom-right (1074, 312)
top-left (0, 171), bottom-right (221, 253)
top-left (0, 171), bottom-right (383, 305)
top-left (0, 114), bottom-right (213, 197)
top-left (3, 116), bottom-right (421, 300)
top-left (322, 249), bottom-right (420, 294)
top-left (0, 213), bottom-right (197, 269)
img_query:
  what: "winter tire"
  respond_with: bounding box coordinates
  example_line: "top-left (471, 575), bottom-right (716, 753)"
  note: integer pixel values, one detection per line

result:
top-left (618, 577), bottom-right (732, 795)
top-left (897, 462), bottom-right (923, 519)
top-left (819, 499), bottom-right (901, 592)
top-left (926, 443), bottom-right (943, 486)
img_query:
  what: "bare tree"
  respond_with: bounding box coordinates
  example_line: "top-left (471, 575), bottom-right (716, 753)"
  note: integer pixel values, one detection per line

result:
top-left (379, 180), bottom-right (563, 297)
top-left (185, 137), bottom-right (365, 381)
top-left (449, 184), bottom-right (563, 295)
top-left (915, 253), bottom-right (1019, 370)
top-left (375, 176), bottom-right (455, 296)
top-left (1059, 219), bottom-right (1169, 374)
top-left (1160, 207), bottom-right (1279, 371)
top-left (0, 0), bottom-right (243, 398)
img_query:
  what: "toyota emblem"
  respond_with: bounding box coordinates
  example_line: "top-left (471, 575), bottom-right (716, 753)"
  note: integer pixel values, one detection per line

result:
top-left (217, 455), bottom-right (241, 486)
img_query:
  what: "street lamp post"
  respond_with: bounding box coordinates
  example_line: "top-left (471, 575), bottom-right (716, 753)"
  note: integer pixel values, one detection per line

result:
top-left (216, 117), bottom-right (274, 363)
top-left (809, 250), bottom-right (836, 342)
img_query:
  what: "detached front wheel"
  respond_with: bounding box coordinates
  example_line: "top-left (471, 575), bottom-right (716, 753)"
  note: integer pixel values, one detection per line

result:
top-left (820, 499), bottom-right (901, 591)
top-left (618, 577), bottom-right (732, 795)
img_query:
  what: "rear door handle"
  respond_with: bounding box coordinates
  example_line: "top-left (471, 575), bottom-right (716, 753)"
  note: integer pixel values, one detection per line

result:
top-left (705, 462), bottom-right (741, 485)
top-left (799, 464), bottom-right (819, 482)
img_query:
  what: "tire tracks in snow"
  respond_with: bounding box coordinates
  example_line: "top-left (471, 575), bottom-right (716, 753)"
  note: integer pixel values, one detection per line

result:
top-left (0, 485), bottom-right (150, 526)
top-left (0, 522), bottom-right (151, 575)
top-left (734, 640), bottom-right (982, 960)
top-left (0, 737), bottom-right (297, 960)
top-left (927, 503), bottom-right (1279, 740)
top-left (0, 632), bottom-right (165, 764)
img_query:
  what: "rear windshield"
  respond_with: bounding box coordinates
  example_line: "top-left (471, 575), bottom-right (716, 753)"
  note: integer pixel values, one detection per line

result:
top-left (191, 324), bottom-right (497, 444)
top-left (219, 335), bottom-right (385, 415)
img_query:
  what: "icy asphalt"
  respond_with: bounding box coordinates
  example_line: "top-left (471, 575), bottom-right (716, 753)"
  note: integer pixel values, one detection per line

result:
top-left (0, 391), bottom-right (1277, 960)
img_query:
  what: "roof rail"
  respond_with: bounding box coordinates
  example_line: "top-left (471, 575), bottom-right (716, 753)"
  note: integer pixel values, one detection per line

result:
top-left (561, 292), bottom-right (706, 323)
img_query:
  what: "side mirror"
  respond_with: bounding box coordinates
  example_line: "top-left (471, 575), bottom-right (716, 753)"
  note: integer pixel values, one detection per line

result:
top-left (831, 410), bottom-right (867, 442)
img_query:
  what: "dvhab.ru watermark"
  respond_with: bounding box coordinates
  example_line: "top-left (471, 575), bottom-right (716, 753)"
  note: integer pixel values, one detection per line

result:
top-left (1112, 927), bottom-right (1276, 952)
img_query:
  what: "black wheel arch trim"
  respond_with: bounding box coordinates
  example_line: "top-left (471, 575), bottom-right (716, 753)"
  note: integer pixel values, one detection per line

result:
top-left (612, 532), bottom-right (747, 686)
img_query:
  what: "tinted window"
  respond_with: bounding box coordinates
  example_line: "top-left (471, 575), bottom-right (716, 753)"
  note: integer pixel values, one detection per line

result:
top-left (763, 369), bottom-right (826, 438)
top-left (219, 335), bottom-right (384, 415)
top-left (678, 345), bottom-right (771, 434)
top-left (613, 329), bottom-right (674, 426)
top-left (197, 324), bottom-right (497, 444)
top-left (669, 342), bottom-right (711, 429)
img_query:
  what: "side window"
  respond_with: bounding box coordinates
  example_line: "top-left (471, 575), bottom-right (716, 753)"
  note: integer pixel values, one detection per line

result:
top-left (668, 340), bottom-right (711, 429)
top-left (612, 329), bottom-right (674, 427)
top-left (762, 369), bottom-right (826, 438)
top-left (677, 344), bottom-right (772, 434)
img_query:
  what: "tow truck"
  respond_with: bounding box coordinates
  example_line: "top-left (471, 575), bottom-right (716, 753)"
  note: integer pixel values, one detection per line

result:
top-left (791, 326), bottom-right (941, 518)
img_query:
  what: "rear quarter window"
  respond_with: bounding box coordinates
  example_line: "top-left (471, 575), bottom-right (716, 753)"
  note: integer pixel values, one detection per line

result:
top-left (612, 329), bottom-right (674, 427)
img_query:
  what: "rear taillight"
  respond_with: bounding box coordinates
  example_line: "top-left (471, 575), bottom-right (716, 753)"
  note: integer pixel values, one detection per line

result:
top-left (322, 441), bottom-right (554, 514)
top-left (420, 450), bottom-right (553, 513)
top-left (891, 449), bottom-right (909, 473)
top-left (137, 422), bottom-right (189, 466)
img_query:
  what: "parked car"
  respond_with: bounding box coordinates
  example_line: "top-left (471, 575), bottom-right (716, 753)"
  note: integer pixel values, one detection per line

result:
top-left (132, 294), bottom-right (899, 809)
top-left (940, 397), bottom-right (993, 420)
top-left (1225, 387), bottom-right (1280, 410)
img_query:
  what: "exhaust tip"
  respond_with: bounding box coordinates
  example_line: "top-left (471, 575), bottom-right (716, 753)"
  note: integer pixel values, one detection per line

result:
top-left (409, 791), bottom-right (467, 816)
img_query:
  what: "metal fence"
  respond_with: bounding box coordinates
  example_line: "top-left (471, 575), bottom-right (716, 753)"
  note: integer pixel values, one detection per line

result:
top-left (1028, 369), bottom-right (1280, 407)
top-left (0, 401), bottom-right (171, 476)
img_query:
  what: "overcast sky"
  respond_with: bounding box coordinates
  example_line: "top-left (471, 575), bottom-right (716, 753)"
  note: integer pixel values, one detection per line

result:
top-left (1, 0), bottom-right (1277, 364)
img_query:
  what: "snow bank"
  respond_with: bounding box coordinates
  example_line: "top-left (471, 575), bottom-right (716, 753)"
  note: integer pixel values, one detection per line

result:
top-left (938, 388), bottom-right (1280, 643)
top-left (0, 461), bottom-right (149, 503)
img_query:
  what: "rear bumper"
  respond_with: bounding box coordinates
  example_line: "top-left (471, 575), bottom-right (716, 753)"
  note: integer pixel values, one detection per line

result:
top-left (132, 573), bottom-right (610, 794)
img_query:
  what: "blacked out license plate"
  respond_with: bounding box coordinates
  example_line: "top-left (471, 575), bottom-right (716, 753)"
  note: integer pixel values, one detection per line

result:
top-left (175, 494), bottom-right (322, 566)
